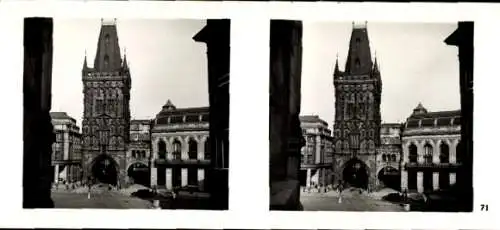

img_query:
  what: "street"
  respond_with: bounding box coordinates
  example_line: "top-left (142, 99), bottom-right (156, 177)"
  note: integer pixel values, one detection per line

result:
top-left (51, 187), bottom-right (153, 209)
top-left (300, 189), bottom-right (405, 211)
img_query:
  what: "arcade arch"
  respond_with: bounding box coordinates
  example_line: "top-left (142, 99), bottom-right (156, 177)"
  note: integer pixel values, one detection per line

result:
top-left (127, 162), bottom-right (149, 187)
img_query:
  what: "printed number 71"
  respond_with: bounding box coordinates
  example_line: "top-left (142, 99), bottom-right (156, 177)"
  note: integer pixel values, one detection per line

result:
top-left (481, 204), bottom-right (489, 211)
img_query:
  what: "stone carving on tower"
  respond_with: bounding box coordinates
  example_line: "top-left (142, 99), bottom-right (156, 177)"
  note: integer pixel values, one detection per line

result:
top-left (81, 19), bottom-right (131, 186)
top-left (332, 22), bottom-right (382, 190)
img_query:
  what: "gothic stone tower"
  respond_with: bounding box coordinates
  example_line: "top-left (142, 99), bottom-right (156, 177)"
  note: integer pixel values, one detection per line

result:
top-left (332, 22), bottom-right (382, 190)
top-left (81, 20), bottom-right (131, 186)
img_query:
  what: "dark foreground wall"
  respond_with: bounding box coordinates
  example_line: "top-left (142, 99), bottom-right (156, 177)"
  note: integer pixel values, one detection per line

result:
top-left (23, 18), bottom-right (55, 208)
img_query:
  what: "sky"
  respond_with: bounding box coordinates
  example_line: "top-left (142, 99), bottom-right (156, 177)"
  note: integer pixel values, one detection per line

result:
top-left (301, 22), bottom-right (461, 126)
top-left (51, 19), bottom-right (208, 127)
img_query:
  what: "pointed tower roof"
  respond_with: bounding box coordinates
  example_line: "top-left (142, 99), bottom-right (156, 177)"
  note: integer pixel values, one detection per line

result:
top-left (345, 21), bottom-right (373, 75)
top-left (334, 53), bottom-right (341, 77)
top-left (83, 50), bottom-right (88, 69)
top-left (93, 18), bottom-right (122, 72)
top-left (413, 102), bottom-right (428, 115)
top-left (163, 99), bottom-right (176, 110)
top-left (122, 48), bottom-right (129, 70)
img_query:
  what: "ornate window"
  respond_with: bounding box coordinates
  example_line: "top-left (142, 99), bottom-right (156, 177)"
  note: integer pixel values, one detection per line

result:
top-left (439, 142), bottom-right (450, 163)
top-left (382, 154), bottom-right (387, 161)
top-left (409, 144), bottom-right (418, 163)
top-left (158, 140), bottom-right (166, 159)
top-left (188, 139), bottom-right (198, 160)
top-left (391, 154), bottom-right (397, 162)
top-left (424, 143), bottom-right (433, 163)
top-left (335, 140), bottom-right (342, 153)
top-left (173, 140), bottom-right (182, 160)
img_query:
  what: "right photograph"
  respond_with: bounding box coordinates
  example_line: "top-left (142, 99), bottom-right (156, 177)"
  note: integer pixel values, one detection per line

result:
top-left (269, 20), bottom-right (473, 212)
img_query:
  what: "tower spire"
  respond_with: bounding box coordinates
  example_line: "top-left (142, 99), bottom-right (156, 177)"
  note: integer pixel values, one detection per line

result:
top-left (345, 22), bottom-right (373, 75)
top-left (373, 50), bottom-right (379, 74)
top-left (93, 19), bottom-right (122, 72)
top-left (83, 49), bottom-right (88, 69)
top-left (334, 52), bottom-right (340, 77)
top-left (122, 47), bottom-right (129, 70)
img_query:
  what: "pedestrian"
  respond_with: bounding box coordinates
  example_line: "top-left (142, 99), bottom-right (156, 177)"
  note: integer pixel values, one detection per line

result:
top-left (87, 181), bottom-right (92, 199)
top-left (337, 180), bottom-right (344, 204)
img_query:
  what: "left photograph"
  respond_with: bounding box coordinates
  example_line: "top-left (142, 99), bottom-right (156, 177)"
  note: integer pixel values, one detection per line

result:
top-left (23, 18), bottom-right (230, 210)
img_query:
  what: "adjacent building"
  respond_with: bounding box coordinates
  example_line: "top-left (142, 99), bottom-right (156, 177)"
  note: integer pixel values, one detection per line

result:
top-left (401, 103), bottom-right (461, 193)
top-left (376, 123), bottom-right (403, 190)
top-left (299, 115), bottom-right (334, 188)
top-left (50, 112), bottom-right (83, 184)
top-left (151, 100), bottom-right (210, 192)
top-left (126, 119), bottom-right (152, 187)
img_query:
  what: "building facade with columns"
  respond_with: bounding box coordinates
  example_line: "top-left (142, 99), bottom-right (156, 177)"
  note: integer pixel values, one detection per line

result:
top-left (126, 119), bottom-right (152, 186)
top-left (299, 115), bottom-right (334, 188)
top-left (376, 123), bottom-right (403, 190)
top-left (150, 100), bottom-right (210, 192)
top-left (401, 103), bottom-right (461, 193)
top-left (50, 112), bottom-right (83, 184)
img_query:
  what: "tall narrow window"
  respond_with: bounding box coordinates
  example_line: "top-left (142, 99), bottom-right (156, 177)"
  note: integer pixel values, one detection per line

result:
top-left (409, 144), bottom-right (417, 163)
top-left (456, 141), bottom-right (462, 163)
top-left (188, 139), bottom-right (198, 159)
top-left (158, 140), bottom-right (166, 159)
top-left (204, 137), bottom-right (210, 160)
top-left (424, 143), bottom-right (433, 163)
top-left (439, 142), bottom-right (449, 163)
top-left (355, 58), bottom-right (361, 68)
top-left (173, 140), bottom-right (182, 160)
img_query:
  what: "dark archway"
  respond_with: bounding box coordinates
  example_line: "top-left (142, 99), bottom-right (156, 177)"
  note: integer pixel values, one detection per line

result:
top-left (91, 154), bottom-right (118, 185)
top-left (342, 158), bottom-right (369, 189)
top-left (127, 162), bottom-right (150, 187)
top-left (377, 166), bottom-right (401, 190)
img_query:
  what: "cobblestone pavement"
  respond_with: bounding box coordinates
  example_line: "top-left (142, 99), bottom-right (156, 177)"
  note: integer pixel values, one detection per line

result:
top-left (52, 188), bottom-right (153, 209)
top-left (300, 190), bottom-right (405, 211)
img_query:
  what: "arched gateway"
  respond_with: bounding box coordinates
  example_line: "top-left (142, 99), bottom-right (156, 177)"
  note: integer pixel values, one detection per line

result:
top-left (377, 166), bottom-right (400, 190)
top-left (127, 162), bottom-right (150, 187)
top-left (91, 154), bottom-right (119, 185)
top-left (342, 158), bottom-right (369, 189)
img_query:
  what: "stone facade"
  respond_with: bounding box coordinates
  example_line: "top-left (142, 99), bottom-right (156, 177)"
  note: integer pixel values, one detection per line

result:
top-left (401, 103), bottom-right (461, 193)
top-left (376, 123), bottom-right (402, 189)
top-left (299, 115), bottom-right (334, 189)
top-left (50, 112), bottom-right (83, 184)
top-left (150, 100), bottom-right (210, 192)
top-left (332, 22), bottom-right (382, 190)
top-left (81, 20), bottom-right (131, 186)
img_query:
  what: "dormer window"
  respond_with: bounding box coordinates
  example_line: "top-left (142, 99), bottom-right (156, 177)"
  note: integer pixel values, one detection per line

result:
top-left (105, 34), bottom-right (110, 46)
top-left (104, 55), bottom-right (109, 68)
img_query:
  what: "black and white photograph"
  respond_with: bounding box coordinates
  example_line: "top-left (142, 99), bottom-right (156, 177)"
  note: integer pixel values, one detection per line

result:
top-left (23, 18), bottom-right (230, 210)
top-left (269, 20), bottom-right (473, 212)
